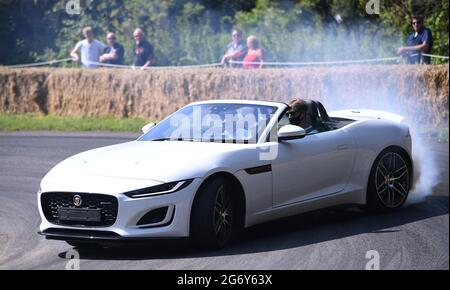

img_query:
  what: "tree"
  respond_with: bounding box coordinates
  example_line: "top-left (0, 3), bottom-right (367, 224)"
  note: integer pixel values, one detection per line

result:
top-left (0, 0), bottom-right (447, 66)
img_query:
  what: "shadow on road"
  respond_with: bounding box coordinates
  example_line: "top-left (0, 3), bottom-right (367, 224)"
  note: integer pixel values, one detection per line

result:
top-left (57, 195), bottom-right (448, 261)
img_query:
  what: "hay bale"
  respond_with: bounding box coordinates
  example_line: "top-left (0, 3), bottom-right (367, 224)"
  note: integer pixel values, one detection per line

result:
top-left (0, 65), bottom-right (447, 127)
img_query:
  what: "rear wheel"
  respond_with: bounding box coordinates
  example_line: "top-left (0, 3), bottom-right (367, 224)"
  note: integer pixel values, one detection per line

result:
top-left (367, 148), bottom-right (411, 212)
top-left (191, 177), bottom-right (237, 249)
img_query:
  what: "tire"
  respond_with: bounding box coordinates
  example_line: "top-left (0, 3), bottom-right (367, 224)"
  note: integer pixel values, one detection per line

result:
top-left (367, 147), bottom-right (412, 212)
top-left (191, 177), bottom-right (238, 249)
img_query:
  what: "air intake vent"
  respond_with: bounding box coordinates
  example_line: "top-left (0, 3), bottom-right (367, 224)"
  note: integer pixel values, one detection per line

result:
top-left (136, 207), bottom-right (169, 226)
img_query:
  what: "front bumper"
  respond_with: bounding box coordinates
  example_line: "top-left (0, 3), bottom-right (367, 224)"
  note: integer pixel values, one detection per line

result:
top-left (38, 178), bottom-right (203, 240)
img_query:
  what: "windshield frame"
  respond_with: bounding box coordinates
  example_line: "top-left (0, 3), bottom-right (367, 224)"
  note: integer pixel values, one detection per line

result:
top-left (137, 101), bottom-right (287, 144)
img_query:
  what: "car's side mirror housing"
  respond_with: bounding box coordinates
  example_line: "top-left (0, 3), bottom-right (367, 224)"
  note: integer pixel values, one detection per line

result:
top-left (277, 125), bottom-right (306, 141)
top-left (141, 122), bottom-right (156, 134)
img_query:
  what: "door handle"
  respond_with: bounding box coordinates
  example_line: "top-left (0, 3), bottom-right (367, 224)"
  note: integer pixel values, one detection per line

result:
top-left (337, 144), bottom-right (349, 150)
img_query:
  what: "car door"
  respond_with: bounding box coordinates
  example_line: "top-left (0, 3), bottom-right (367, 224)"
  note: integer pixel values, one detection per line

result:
top-left (271, 127), bottom-right (356, 207)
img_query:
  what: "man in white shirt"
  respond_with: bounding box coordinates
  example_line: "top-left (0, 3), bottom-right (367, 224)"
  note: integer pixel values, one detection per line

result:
top-left (71, 26), bottom-right (106, 68)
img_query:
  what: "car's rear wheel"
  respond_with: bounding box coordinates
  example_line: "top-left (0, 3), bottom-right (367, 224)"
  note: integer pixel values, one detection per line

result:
top-left (191, 177), bottom-right (237, 249)
top-left (367, 147), bottom-right (411, 212)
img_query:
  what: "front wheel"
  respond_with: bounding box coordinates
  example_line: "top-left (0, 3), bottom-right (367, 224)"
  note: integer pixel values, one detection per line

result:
top-left (191, 177), bottom-right (237, 249)
top-left (367, 148), bottom-right (412, 212)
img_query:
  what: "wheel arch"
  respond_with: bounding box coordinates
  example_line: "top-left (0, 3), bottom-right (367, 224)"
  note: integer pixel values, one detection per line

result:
top-left (189, 171), bottom-right (246, 235)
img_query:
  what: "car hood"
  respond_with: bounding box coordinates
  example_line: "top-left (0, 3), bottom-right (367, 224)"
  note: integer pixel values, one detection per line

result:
top-left (43, 140), bottom-right (255, 185)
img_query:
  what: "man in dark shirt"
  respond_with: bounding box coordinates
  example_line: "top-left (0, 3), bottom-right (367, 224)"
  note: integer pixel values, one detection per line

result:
top-left (397, 15), bottom-right (433, 64)
top-left (221, 29), bottom-right (247, 68)
top-left (133, 28), bottom-right (155, 69)
top-left (100, 32), bottom-right (124, 65)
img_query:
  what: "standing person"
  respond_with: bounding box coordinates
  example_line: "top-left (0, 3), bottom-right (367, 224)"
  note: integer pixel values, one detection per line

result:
top-left (133, 28), bottom-right (155, 69)
top-left (100, 32), bottom-right (125, 66)
top-left (70, 26), bottom-right (106, 68)
top-left (397, 15), bottom-right (433, 64)
top-left (242, 35), bottom-right (264, 69)
top-left (221, 29), bottom-right (247, 67)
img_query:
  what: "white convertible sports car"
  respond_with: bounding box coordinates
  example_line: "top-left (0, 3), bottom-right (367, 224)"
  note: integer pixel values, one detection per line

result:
top-left (38, 99), bottom-right (413, 248)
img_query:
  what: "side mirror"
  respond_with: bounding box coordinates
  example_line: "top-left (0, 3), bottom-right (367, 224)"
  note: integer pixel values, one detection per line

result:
top-left (141, 122), bottom-right (156, 134)
top-left (277, 125), bottom-right (306, 141)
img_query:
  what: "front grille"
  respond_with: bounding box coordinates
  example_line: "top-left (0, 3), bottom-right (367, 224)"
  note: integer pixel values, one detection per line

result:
top-left (41, 192), bottom-right (118, 227)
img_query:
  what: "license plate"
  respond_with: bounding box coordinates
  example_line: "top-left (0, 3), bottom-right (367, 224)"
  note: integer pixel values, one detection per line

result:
top-left (58, 208), bottom-right (101, 222)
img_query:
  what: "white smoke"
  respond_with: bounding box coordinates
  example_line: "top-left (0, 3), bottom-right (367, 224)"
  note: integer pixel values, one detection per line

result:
top-left (247, 8), bottom-right (442, 204)
top-left (406, 127), bottom-right (440, 204)
top-left (322, 75), bottom-right (441, 205)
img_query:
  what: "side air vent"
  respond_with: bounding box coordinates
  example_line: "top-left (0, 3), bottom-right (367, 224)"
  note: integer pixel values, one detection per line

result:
top-left (136, 206), bottom-right (172, 226)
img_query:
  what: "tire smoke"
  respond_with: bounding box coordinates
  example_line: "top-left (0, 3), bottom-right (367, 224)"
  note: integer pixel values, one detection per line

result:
top-left (406, 128), bottom-right (440, 204)
top-left (323, 80), bottom-right (441, 205)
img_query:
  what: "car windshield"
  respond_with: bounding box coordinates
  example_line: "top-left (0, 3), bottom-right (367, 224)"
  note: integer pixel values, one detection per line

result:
top-left (139, 103), bottom-right (278, 144)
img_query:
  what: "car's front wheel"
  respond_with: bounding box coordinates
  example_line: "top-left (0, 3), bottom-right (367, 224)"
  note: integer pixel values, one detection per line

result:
top-left (367, 147), bottom-right (412, 212)
top-left (191, 177), bottom-right (237, 249)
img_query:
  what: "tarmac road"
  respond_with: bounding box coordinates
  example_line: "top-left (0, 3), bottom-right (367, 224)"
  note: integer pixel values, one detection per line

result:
top-left (0, 131), bottom-right (448, 270)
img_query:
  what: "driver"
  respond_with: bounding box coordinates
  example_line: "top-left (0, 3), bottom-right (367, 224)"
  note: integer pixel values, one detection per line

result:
top-left (287, 99), bottom-right (309, 128)
top-left (286, 98), bottom-right (318, 134)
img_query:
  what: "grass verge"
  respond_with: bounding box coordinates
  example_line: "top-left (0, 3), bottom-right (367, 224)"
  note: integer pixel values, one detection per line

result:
top-left (0, 113), bottom-right (448, 142)
top-left (0, 113), bottom-right (149, 132)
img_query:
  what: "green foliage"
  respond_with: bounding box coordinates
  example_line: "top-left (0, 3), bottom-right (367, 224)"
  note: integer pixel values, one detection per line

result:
top-left (0, 0), bottom-right (448, 66)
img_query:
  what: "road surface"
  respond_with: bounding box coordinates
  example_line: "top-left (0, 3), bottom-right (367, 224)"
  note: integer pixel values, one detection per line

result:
top-left (0, 131), bottom-right (448, 269)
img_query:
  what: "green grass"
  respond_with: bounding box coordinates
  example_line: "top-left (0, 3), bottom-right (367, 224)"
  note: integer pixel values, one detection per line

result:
top-left (0, 113), bottom-right (149, 132)
top-left (0, 113), bottom-right (448, 142)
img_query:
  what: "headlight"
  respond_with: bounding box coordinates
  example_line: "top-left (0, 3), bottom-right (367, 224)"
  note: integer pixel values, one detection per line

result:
top-left (123, 179), bottom-right (194, 198)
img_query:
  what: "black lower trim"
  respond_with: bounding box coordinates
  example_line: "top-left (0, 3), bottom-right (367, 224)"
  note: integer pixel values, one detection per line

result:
top-left (39, 228), bottom-right (184, 243)
top-left (40, 228), bottom-right (122, 240)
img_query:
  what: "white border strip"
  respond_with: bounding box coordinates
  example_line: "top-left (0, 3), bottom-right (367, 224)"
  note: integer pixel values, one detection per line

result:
top-left (230, 56), bottom-right (402, 66)
top-left (421, 53), bottom-right (449, 60)
top-left (5, 58), bottom-right (72, 68)
top-left (4, 53), bottom-right (448, 69)
top-left (85, 61), bottom-right (222, 69)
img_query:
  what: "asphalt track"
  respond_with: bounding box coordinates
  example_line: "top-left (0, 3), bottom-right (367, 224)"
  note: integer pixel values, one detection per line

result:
top-left (0, 131), bottom-right (448, 270)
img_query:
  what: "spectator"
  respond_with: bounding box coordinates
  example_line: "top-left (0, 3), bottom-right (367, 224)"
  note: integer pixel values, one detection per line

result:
top-left (70, 26), bottom-right (106, 68)
top-left (397, 15), bottom-right (433, 64)
top-left (133, 28), bottom-right (155, 69)
top-left (100, 32), bottom-right (125, 66)
top-left (221, 29), bottom-right (247, 67)
top-left (242, 36), bottom-right (264, 69)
